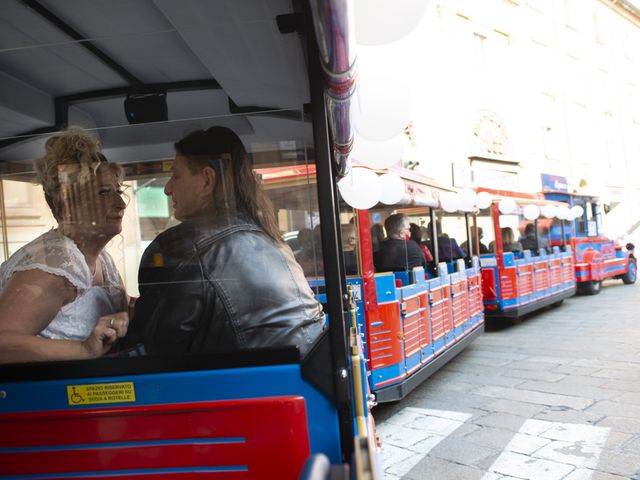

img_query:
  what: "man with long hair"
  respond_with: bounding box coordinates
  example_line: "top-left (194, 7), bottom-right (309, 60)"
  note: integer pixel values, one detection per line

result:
top-left (128, 127), bottom-right (324, 357)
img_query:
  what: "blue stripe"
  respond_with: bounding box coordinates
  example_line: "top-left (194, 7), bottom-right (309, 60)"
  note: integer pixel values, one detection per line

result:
top-left (0, 437), bottom-right (245, 454)
top-left (0, 466), bottom-right (248, 479)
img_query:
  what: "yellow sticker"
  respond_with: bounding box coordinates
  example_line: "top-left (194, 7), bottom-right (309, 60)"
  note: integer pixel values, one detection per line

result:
top-left (66, 382), bottom-right (136, 406)
top-left (162, 160), bottom-right (173, 172)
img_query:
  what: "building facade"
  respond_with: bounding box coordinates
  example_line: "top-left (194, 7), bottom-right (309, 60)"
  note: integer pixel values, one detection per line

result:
top-left (382, 0), bottom-right (640, 243)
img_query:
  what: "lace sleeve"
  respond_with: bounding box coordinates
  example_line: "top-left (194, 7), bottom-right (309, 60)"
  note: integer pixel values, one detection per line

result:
top-left (0, 230), bottom-right (92, 291)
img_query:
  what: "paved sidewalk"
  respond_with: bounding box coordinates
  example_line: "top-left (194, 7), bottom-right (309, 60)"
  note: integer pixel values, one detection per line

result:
top-left (374, 280), bottom-right (640, 480)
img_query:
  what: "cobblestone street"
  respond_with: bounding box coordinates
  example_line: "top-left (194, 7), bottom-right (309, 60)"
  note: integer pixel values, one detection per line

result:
top-left (374, 280), bottom-right (640, 480)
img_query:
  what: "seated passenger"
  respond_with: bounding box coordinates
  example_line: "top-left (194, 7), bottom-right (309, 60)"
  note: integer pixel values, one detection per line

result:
top-left (428, 220), bottom-right (466, 262)
top-left (371, 223), bottom-right (385, 253)
top-left (461, 227), bottom-right (489, 255)
top-left (291, 227), bottom-right (312, 255)
top-left (128, 127), bottom-right (325, 357)
top-left (0, 129), bottom-right (130, 364)
top-left (295, 224), bottom-right (324, 277)
top-left (538, 226), bottom-right (550, 249)
top-left (374, 213), bottom-right (426, 272)
top-left (520, 223), bottom-right (538, 251)
top-left (502, 227), bottom-right (523, 252)
top-left (410, 223), bottom-right (433, 263)
top-left (341, 223), bottom-right (358, 275)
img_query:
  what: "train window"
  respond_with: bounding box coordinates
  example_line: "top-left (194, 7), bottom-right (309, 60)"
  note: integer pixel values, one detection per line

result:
top-left (339, 211), bottom-right (359, 276)
top-left (0, 2), bottom-right (324, 365)
top-left (434, 211), bottom-right (469, 262)
top-left (496, 213), bottom-right (522, 253)
top-left (585, 201), bottom-right (598, 237)
top-left (575, 200), bottom-right (588, 236)
top-left (368, 209), bottom-right (428, 273)
top-left (475, 207), bottom-right (495, 255)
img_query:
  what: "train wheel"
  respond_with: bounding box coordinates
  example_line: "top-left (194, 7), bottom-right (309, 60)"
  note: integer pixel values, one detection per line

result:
top-left (578, 280), bottom-right (601, 295)
top-left (622, 258), bottom-right (637, 285)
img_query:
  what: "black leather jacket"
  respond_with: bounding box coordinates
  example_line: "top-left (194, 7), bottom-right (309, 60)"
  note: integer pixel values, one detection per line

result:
top-left (128, 217), bottom-right (325, 357)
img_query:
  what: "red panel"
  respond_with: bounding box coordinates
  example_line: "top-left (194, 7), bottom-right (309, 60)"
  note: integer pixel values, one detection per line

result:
top-left (534, 260), bottom-right (550, 292)
top-left (499, 267), bottom-right (518, 300)
top-left (357, 210), bottom-right (378, 312)
top-left (418, 293), bottom-right (431, 347)
top-left (402, 296), bottom-right (422, 357)
top-left (429, 287), bottom-right (444, 341)
top-left (429, 285), bottom-right (453, 341)
top-left (467, 274), bottom-right (483, 317)
top-left (367, 301), bottom-right (403, 370)
top-left (481, 269), bottom-right (497, 301)
top-left (443, 285), bottom-right (453, 334)
top-left (517, 264), bottom-right (534, 297)
top-left (562, 255), bottom-right (574, 283)
top-left (450, 279), bottom-right (469, 328)
top-left (0, 397), bottom-right (310, 479)
top-left (549, 259), bottom-right (562, 287)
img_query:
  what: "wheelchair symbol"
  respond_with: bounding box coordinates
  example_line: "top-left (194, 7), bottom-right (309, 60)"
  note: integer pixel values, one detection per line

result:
top-left (70, 386), bottom-right (85, 404)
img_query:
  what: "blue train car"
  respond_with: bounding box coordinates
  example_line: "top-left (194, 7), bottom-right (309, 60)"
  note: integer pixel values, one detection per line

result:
top-left (475, 189), bottom-right (577, 319)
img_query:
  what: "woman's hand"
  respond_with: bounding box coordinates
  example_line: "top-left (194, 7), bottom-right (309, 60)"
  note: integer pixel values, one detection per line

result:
top-left (82, 312), bottom-right (129, 358)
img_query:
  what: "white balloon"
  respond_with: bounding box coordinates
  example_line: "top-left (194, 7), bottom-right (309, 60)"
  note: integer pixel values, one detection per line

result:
top-left (458, 189), bottom-right (477, 211)
top-left (475, 191), bottom-right (492, 209)
top-left (556, 206), bottom-right (571, 220)
top-left (337, 167), bottom-right (382, 210)
top-left (523, 204), bottom-right (541, 221)
top-left (351, 133), bottom-right (405, 169)
top-left (570, 205), bottom-right (584, 219)
top-left (541, 204), bottom-right (557, 218)
top-left (353, 75), bottom-right (412, 141)
top-left (355, 0), bottom-right (429, 46)
top-left (440, 191), bottom-right (460, 213)
top-left (498, 198), bottom-right (517, 215)
top-left (379, 173), bottom-right (406, 205)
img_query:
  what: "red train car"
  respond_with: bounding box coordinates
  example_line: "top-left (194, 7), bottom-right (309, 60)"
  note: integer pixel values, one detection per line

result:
top-left (543, 192), bottom-right (636, 294)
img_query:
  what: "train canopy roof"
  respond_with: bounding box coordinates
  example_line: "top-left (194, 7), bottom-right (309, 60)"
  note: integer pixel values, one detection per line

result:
top-left (0, 0), bottom-right (313, 170)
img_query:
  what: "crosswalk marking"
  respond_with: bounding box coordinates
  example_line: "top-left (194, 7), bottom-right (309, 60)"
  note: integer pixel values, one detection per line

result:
top-left (378, 410), bottom-right (611, 480)
top-left (377, 407), bottom-right (472, 479)
top-left (483, 419), bottom-right (610, 480)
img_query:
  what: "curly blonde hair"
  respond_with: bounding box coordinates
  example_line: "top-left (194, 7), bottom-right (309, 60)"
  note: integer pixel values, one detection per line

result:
top-left (34, 128), bottom-right (123, 220)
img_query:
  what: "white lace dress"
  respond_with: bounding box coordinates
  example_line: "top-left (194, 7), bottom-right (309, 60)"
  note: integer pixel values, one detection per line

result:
top-left (0, 230), bottom-right (127, 341)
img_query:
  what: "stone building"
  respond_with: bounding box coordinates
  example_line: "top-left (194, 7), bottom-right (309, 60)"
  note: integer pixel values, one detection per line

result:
top-left (361, 0), bottom-right (640, 242)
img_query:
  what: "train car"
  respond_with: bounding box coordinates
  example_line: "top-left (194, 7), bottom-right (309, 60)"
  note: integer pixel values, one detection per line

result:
top-left (475, 189), bottom-right (577, 319)
top-left (346, 170), bottom-right (485, 403)
top-left (0, 1), bottom-right (382, 478)
top-left (543, 192), bottom-right (637, 294)
top-left (261, 166), bottom-right (485, 403)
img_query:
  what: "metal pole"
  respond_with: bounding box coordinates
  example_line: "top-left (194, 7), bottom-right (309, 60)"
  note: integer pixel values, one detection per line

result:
top-left (0, 179), bottom-right (9, 261)
top-left (430, 208), bottom-right (439, 270)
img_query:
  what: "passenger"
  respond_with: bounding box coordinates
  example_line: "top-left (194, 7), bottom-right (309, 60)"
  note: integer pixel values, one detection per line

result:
top-left (341, 223), bottom-right (358, 275)
top-left (371, 223), bottom-right (385, 253)
top-left (461, 227), bottom-right (489, 255)
top-left (374, 213), bottom-right (426, 272)
top-left (128, 127), bottom-right (325, 357)
top-left (428, 220), bottom-right (466, 262)
top-left (538, 225), bottom-right (550, 248)
top-left (410, 222), bottom-right (433, 263)
top-left (501, 227), bottom-right (523, 252)
top-left (0, 128), bottom-right (129, 364)
top-left (293, 228), bottom-right (313, 255)
top-left (520, 223), bottom-right (538, 251)
top-left (296, 224), bottom-right (324, 277)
